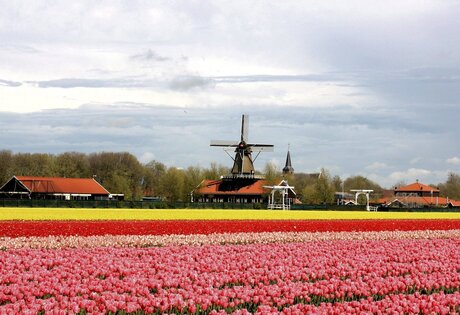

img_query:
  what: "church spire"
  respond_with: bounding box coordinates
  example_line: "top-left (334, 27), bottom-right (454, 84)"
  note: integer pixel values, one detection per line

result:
top-left (282, 145), bottom-right (294, 175)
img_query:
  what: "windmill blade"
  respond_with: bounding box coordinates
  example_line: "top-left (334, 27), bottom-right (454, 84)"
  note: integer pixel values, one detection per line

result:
top-left (250, 145), bottom-right (274, 152)
top-left (241, 114), bottom-right (249, 143)
top-left (210, 140), bottom-right (239, 147)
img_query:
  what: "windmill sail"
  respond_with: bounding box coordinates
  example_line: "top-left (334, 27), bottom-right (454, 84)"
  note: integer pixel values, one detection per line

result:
top-left (210, 115), bottom-right (274, 177)
top-left (241, 114), bottom-right (248, 143)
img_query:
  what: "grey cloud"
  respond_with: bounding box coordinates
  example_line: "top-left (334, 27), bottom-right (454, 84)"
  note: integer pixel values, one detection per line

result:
top-left (0, 79), bottom-right (21, 87)
top-left (169, 75), bottom-right (214, 91)
top-left (130, 49), bottom-right (170, 62)
top-left (213, 74), bottom-right (341, 84)
top-left (33, 73), bottom-right (340, 90)
top-left (34, 78), bottom-right (158, 89)
top-left (403, 67), bottom-right (460, 82)
top-left (34, 76), bottom-right (214, 91)
top-left (1, 103), bottom-right (458, 189)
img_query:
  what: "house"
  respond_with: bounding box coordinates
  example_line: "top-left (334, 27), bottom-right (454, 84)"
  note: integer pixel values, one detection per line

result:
top-left (192, 177), bottom-right (268, 204)
top-left (0, 176), bottom-right (112, 201)
top-left (377, 181), bottom-right (459, 208)
top-left (394, 181), bottom-right (440, 198)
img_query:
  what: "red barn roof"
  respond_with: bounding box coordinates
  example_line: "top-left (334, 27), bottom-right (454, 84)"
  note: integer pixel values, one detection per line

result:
top-left (15, 176), bottom-right (110, 195)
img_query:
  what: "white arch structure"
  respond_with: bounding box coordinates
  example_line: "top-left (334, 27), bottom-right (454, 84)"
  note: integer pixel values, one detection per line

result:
top-left (264, 182), bottom-right (295, 210)
top-left (350, 189), bottom-right (377, 211)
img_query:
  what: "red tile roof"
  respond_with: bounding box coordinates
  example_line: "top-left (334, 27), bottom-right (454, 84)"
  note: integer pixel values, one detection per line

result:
top-left (15, 176), bottom-right (110, 195)
top-left (450, 199), bottom-right (460, 207)
top-left (377, 196), bottom-right (460, 207)
top-left (395, 182), bottom-right (439, 193)
top-left (195, 179), bottom-right (269, 195)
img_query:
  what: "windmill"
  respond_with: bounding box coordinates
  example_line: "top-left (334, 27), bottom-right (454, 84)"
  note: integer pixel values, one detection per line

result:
top-left (211, 115), bottom-right (274, 178)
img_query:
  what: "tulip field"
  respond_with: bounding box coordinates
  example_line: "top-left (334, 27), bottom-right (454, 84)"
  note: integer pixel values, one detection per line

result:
top-left (1, 208), bottom-right (460, 314)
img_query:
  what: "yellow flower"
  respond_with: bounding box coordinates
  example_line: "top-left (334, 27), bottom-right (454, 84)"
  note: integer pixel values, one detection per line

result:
top-left (1, 208), bottom-right (460, 221)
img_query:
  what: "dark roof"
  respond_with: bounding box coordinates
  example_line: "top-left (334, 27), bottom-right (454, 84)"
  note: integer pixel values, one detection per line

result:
top-left (282, 150), bottom-right (294, 174)
top-left (194, 179), bottom-right (268, 196)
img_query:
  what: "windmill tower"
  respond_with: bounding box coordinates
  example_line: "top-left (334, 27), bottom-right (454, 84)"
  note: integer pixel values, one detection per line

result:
top-left (211, 115), bottom-right (274, 178)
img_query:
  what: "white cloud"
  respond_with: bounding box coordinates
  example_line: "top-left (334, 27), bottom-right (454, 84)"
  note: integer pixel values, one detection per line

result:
top-left (447, 157), bottom-right (460, 165)
top-left (364, 162), bottom-right (388, 171)
top-left (0, 1), bottom-right (459, 189)
top-left (388, 168), bottom-right (440, 185)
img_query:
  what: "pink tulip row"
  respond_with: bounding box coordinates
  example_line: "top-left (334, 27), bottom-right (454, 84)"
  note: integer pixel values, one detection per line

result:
top-left (1, 237), bottom-right (460, 314)
top-left (2, 229), bottom-right (460, 249)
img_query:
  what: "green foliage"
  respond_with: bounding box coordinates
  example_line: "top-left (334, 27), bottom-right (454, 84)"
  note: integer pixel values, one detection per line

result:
top-left (7, 150), bottom-right (458, 206)
top-left (12, 153), bottom-right (55, 177)
top-left (203, 163), bottom-right (229, 180)
top-left (0, 150), bottom-right (13, 184)
top-left (159, 167), bottom-right (185, 202)
top-left (331, 175), bottom-right (343, 192)
top-left (88, 152), bottom-right (145, 199)
top-left (344, 175), bottom-right (383, 200)
top-left (301, 168), bottom-right (335, 204)
top-left (313, 168), bottom-right (335, 204)
top-left (263, 161), bottom-right (280, 185)
top-left (439, 172), bottom-right (460, 200)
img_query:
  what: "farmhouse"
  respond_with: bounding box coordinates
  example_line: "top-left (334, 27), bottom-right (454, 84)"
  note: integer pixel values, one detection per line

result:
top-left (0, 176), bottom-right (112, 200)
top-left (193, 177), bottom-right (268, 204)
top-left (378, 181), bottom-right (460, 208)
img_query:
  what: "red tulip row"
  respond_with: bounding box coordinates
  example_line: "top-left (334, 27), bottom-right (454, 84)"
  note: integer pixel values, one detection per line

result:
top-left (2, 219), bottom-right (460, 237)
top-left (1, 237), bottom-right (460, 314)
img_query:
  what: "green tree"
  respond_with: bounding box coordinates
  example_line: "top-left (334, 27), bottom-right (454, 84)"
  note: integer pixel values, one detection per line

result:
top-left (439, 172), bottom-right (460, 200)
top-left (183, 165), bottom-right (204, 202)
top-left (159, 167), bottom-right (185, 202)
top-left (292, 173), bottom-right (319, 203)
top-left (142, 160), bottom-right (167, 198)
top-left (88, 152), bottom-right (144, 200)
top-left (54, 152), bottom-right (90, 178)
top-left (263, 161), bottom-right (280, 185)
top-left (0, 150), bottom-right (13, 184)
top-left (301, 169), bottom-right (335, 204)
top-left (203, 163), bottom-right (229, 180)
top-left (109, 173), bottom-right (132, 199)
top-left (301, 185), bottom-right (317, 204)
top-left (313, 168), bottom-right (335, 204)
top-left (331, 175), bottom-right (343, 192)
top-left (344, 175), bottom-right (383, 200)
top-left (12, 153), bottom-right (55, 176)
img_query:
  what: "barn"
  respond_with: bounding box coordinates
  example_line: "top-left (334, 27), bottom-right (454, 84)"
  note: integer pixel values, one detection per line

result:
top-left (0, 176), bottom-right (112, 201)
top-left (193, 177), bottom-right (268, 204)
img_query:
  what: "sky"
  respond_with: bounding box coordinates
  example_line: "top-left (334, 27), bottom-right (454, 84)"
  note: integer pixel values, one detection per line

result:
top-left (1, 0), bottom-right (460, 188)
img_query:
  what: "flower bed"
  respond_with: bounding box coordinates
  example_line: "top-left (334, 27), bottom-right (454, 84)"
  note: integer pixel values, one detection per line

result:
top-left (2, 219), bottom-right (460, 237)
top-left (2, 207), bottom-right (460, 314)
top-left (1, 233), bottom-right (460, 314)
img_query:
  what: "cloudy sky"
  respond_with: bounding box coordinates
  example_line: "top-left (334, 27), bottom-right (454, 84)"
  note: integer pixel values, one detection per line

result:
top-left (1, 0), bottom-right (460, 188)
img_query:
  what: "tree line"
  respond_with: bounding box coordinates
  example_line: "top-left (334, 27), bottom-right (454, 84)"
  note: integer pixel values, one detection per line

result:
top-left (1, 150), bottom-right (459, 203)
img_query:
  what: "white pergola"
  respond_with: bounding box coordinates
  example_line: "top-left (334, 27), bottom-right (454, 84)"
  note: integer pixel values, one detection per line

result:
top-left (350, 189), bottom-right (377, 211)
top-left (264, 181), bottom-right (295, 210)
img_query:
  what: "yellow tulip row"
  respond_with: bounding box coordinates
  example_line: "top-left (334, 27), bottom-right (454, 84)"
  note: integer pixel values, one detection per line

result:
top-left (1, 208), bottom-right (460, 221)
